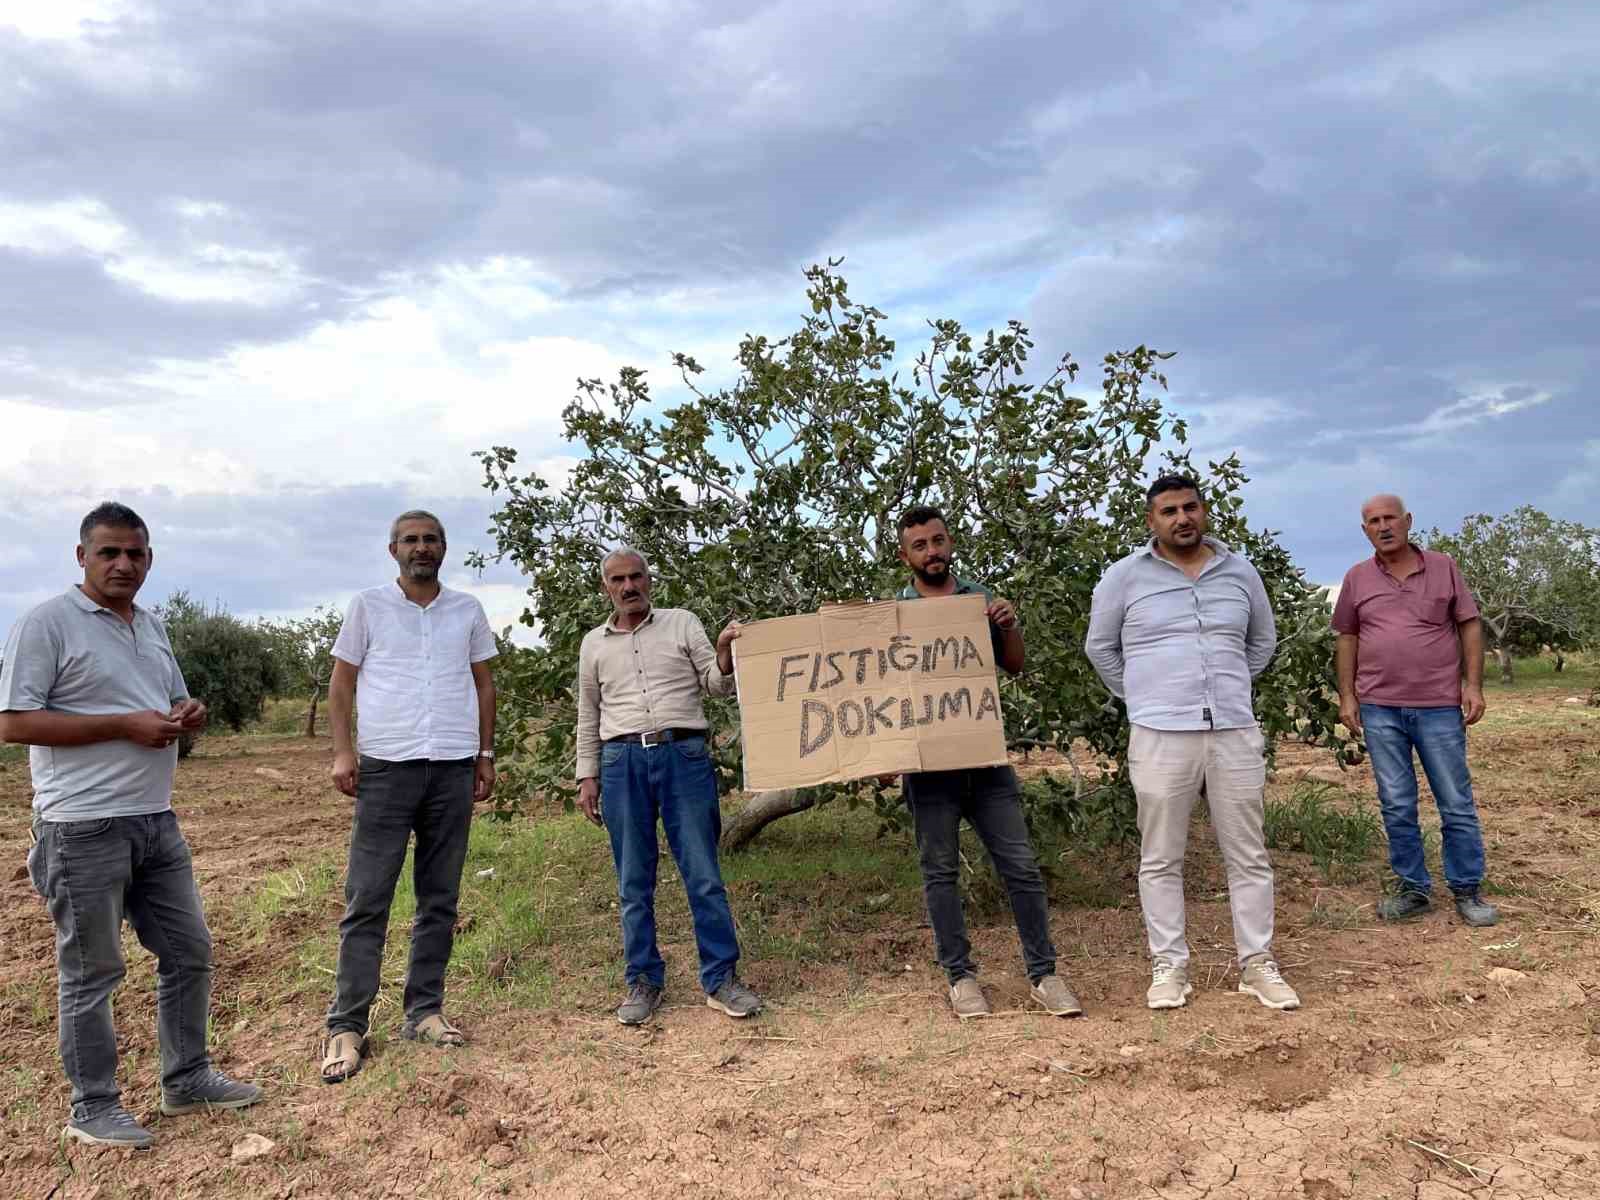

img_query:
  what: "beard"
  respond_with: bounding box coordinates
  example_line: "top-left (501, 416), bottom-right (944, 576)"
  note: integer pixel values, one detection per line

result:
top-left (405, 560), bottom-right (439, 579)
top-left (912, 556), bottom-right (951, 586)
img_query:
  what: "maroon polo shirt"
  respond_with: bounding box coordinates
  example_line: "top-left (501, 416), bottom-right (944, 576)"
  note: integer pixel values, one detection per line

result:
top-left (1331, 546), bottom-right (1480, 708)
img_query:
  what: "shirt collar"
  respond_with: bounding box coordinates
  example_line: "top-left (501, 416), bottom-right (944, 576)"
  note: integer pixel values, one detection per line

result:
top-left (1373, 544), bottom-right (1427, 576)
top-left (391, 581), bottom-right (449, 609)
top-left (67, 584), bottom-right (145, 616)
top-left (604, 607), bottom-right (656, 635)
top-left (897, 575), bottom-right (980, 600)
top-left (1138, 535), bottom-right (1230, 563)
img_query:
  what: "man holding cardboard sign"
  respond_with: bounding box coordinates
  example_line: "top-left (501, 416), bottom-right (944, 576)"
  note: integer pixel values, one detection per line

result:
top-left (891, 505), bottom-right (1082, 1020)
top-left (575, 548), bottom-right (762, 1026)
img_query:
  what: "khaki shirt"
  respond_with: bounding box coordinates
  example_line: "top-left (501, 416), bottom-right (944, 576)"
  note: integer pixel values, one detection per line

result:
top-left (575, 607), bottom-right (732, 779)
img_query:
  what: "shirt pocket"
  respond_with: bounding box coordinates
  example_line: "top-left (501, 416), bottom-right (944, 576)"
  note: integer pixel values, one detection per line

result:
top-left (1419, 594), bottom-right (1453, 627)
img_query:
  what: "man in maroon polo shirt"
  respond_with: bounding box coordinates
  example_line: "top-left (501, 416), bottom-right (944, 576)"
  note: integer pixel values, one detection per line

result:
top-left (1331, 493), bottom-right (1497, 927)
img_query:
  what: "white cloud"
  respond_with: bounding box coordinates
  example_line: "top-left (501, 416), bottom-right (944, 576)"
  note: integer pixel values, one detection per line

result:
top-left (0, 0), bottom-right (124, 40)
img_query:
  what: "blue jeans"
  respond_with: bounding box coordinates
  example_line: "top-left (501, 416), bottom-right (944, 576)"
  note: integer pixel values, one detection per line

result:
top-left (27, 811), bottom-right (213, 1120)
top-left (1361, 704), bottom-right (1486, 896)
top-left (904, 766), bottom-right (1057, 984)
top-left (600, 735), bottom-right (740, 994)
top-left (328, 757), bottom-right (475, 1036)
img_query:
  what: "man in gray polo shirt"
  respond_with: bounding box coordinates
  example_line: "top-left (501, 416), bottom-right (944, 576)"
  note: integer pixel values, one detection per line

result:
top-left (0, 502), bottom-right (261, 1149)
top-left (1086, 475), bottom-right (1300, 1012)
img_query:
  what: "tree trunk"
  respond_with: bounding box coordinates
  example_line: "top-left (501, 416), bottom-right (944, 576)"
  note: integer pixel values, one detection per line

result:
top-left (720, 788), bottom-right (814, 851)
top-left (1554, 651), bottom-right (1565, 673)
top-left (304, 690), bottom-right (320, 737)
top-left (1496, 646), bottom-right (1514, 683)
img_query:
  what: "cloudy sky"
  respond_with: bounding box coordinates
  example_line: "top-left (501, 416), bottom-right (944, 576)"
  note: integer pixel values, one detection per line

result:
top-left (2, 0), bottom-right (1594, 640)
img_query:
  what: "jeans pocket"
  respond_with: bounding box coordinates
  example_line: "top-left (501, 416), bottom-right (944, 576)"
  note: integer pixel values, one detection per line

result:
top-left (600, 742), bottom-right (625, 769)
top-left (58, 817), bottom-right (114, 841)
top-left (673, 737), bottom-right (709, 762)
top-left (26, 826), bottom-right (47, 897)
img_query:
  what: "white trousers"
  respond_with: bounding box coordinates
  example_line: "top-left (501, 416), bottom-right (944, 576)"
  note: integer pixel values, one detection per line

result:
top-left (1127, 724), bottom-right (1276, 968)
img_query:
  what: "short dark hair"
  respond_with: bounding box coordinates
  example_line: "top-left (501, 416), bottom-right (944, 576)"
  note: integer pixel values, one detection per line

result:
top-left (389, 509), bottom-right (446, 544)
top-left (896, 505), bottom-right (948, 537)
top-left (1145, 474), bottom-right (1203, 508)
top-left (79, 501), bottom-right (149, 547)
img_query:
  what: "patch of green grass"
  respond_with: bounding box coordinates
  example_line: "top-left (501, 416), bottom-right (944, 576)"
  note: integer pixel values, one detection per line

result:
top-left (0, 741), bottom-right (27, 767)
top-left (1484, 651), bottom-right (1598, 694)
top-left (1264, 782), bottom-right (1384, 881)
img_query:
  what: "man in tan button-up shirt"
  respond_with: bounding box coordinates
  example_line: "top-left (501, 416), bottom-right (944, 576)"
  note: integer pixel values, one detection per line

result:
top-left (575, 547), bottom-right (761, 1025)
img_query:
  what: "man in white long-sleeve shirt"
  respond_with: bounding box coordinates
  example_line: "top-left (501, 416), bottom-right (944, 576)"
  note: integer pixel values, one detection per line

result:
top-left (1085, 475), bottom-right (1300, 1012)
top-left (575, 547), bottom-right (761, 1025)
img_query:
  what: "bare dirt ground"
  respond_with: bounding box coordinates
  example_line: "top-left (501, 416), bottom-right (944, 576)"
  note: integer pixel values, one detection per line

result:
top-left (3, 684), bottom-right (1599, 1199)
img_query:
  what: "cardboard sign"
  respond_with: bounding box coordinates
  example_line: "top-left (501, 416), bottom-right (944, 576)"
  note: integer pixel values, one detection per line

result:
top-left (733, 593), bottom-right (1009, 791)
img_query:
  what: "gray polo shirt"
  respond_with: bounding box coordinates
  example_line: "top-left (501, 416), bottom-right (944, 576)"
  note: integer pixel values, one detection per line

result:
top-left (0, 586), bottom-right (188, 821)
top-left (1084, 538), bottom-right (1276, 731)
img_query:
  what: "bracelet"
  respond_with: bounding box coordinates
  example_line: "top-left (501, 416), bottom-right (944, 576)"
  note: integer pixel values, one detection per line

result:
top-left (477, 750), bottom-right (495, 760)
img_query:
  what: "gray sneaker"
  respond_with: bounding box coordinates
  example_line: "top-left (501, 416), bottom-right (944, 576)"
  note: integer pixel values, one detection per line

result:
top-left (1030, 974), bottom-right (1084, 1017)
top-left (1454, 892), bottom-right (1500, 927)
top-left (160, 1068), bottom-right (263, 1116)
top-left (1378, 890), bottom-right (1432, 921)
top-left (616, 981), bottom-right (663, 1025)
top-left (949, 976), bottom-right (991, 1019)
top-left (1146, 958), bottom-right (1193, 1010)
top-left (706, 976), bottom-right (762, 1019)
top-left (1238, 954), bottom-right (1301, 1011)
top-left (64, 1106), bottom-right (155, 1149)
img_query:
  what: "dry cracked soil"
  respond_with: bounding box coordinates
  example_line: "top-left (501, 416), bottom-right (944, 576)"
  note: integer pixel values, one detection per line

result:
top-left (2, 684), bottom-right (1598, 1199)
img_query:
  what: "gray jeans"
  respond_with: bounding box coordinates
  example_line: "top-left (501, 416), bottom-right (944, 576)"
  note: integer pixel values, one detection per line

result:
top-left (27, 811), bottom-right (214, 1119)
top-left (326, 757), bottom-right (475, 1036)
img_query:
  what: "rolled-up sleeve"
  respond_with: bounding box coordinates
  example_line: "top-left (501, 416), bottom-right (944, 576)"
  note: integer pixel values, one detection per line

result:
top-left (575, 634), bottom-right (602, 781)
top-left (1243, 565), bottom-right (1278, 679)
top-left (685, 614), bottom-right (734, 698)
top-left (1084, 572), bottom-right (1127, 699)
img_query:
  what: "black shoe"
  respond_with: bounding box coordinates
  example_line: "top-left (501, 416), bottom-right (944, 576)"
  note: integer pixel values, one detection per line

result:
top-left (1453, 892), bottom-right (1499, 927)
top-left (1377, 890), bottom-right (1432, 921)
top-left (616, 981), bottom-right (663, 1025)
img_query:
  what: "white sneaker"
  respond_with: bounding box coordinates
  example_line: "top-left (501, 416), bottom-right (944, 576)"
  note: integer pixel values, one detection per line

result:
top-left (1239, 954), bottom-right (1301, 1010)
top-left (1147, 958), bottom-right (1193, 1009)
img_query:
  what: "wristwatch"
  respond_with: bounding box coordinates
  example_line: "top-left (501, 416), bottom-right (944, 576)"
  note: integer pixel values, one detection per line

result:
top-left (477, 750), bottom-right (495, 760)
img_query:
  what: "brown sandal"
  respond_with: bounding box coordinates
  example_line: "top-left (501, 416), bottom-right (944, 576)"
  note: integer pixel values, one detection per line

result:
top-left (402, 1013), bottom-right (466, 1047)
top-left (321, 1031), bottom-right (367, 1084)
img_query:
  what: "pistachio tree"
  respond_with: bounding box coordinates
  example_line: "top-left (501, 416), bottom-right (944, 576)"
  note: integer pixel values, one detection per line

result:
top-left (474, 262), bottom-right (1349, 844)
top-left (1427, 507), bottom-right (1600, 682)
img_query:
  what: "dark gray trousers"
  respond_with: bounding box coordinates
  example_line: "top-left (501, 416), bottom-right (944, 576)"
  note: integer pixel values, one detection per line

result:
top-left (326, 756), bottom-right (474, 1036)
top-left (904, 765), bottom-right (1057, 984)
top-left (28, 811), bottom-right (213, 1119)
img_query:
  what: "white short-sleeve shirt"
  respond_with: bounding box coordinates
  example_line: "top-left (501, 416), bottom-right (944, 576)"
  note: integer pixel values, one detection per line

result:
top-left (333, 584), bottom-right (497, 761)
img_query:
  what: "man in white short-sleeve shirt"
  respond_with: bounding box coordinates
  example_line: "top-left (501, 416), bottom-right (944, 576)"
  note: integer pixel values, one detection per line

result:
top-left (319, 510), bottom-right (496, 1084)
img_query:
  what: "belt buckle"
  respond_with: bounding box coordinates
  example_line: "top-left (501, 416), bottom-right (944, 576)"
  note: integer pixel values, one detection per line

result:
top-left (639, 730), bottom-right (659, 749)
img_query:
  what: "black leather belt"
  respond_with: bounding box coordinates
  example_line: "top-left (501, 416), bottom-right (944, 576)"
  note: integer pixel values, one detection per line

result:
top-left (604, 727), bottom-right (707, 747)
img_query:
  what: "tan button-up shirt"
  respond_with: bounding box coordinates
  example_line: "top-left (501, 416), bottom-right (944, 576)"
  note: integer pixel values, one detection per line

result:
top-left (575, 607), bottom-right (733, 780)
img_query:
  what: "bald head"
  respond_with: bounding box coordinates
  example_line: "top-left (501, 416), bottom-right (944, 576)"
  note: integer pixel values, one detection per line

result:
top-left (1360, 493), bottom-right (1407, 522)
top-left (1360, 493), bottom-right (1413, 557)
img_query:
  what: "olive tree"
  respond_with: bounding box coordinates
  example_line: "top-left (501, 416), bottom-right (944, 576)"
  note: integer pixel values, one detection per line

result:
top-left (1427, 507), bottom-right (1600, 682)
top-left (157, 592), bottom-right (282, 756)
top-left (474, 262), bottom-right (1349, 845)
top-left (262, 606), bottom-right (345, 736)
